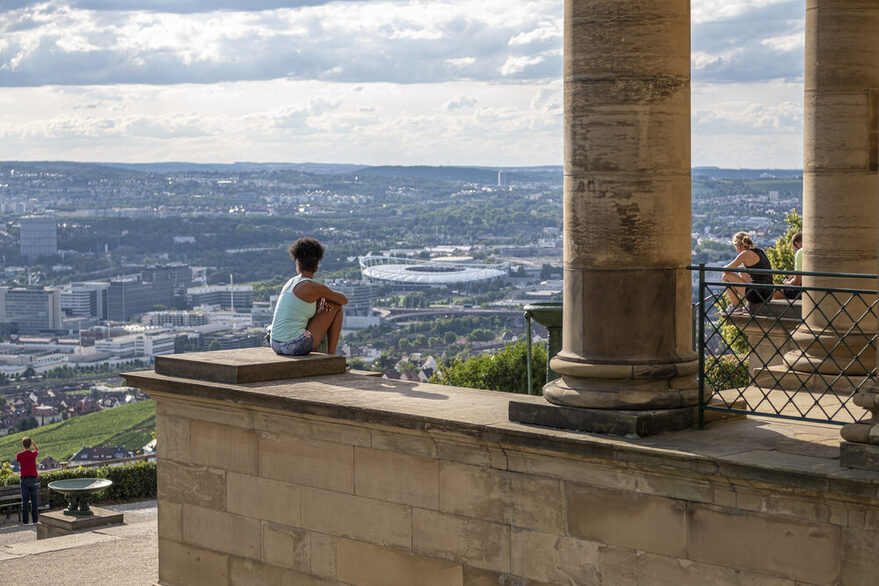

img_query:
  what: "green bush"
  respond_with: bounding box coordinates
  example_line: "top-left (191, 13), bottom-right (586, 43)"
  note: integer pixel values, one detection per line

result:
top-left (704, 354), bottom-right (750, 392)
top-left (431, 340), bottom-right (547, 395)
top-left (0, 461), bottom-right (156, 508)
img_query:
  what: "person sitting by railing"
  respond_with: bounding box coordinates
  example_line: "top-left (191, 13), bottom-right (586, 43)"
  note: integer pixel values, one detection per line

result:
top-left (722, 231), bottom-right (773, 315)
top-left (773, 231), bottom-right (803, 300)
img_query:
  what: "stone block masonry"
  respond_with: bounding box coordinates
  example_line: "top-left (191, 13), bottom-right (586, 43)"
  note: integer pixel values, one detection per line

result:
top-left (124, 353), bottom-right (879, 586)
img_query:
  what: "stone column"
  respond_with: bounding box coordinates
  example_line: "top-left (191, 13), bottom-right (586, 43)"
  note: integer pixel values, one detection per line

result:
top-left (827, 3), bottom-right (879, 462)
top-left (542, 0), bottom-right (696, 410)
top-left (788, 1), bottom-right (879, 383)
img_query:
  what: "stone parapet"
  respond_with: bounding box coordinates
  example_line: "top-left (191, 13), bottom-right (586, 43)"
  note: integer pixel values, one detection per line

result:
top-left (124, 351), bottom-right (879, 586)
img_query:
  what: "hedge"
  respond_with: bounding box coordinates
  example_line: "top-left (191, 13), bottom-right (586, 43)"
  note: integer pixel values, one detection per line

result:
top-left (0, 461), bottom-right (156, 508)
top-left (704, 354), bottom-right (750, 393)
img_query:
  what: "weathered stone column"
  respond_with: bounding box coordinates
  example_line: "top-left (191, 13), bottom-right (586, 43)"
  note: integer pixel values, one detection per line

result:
top-left (787, 1), bottom-right (879, 383)
top-left (542, 0), bottom-right (696, 411)
top-left (827, 2), bottom-right (879, 463)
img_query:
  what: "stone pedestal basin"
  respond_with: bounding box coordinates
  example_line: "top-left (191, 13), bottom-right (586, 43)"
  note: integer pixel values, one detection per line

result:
top-left (48, 478), bottom-right (112, 516)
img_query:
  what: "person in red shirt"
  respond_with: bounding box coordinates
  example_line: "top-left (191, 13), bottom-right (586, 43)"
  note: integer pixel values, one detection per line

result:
top-left (16, 437), bottom-right (39, 524)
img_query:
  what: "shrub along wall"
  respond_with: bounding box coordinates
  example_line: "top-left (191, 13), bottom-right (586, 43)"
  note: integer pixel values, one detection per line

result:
top-left (1, 461), bottom-right (156, 508)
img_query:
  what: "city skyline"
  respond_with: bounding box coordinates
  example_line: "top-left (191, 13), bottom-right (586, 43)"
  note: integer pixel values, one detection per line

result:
top-left (1, 0), bottom-right (805, 168)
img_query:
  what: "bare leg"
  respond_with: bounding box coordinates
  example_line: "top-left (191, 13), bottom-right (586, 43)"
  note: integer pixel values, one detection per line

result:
top-left (305, 300), bottom-right (344, 354)
top-left (721, 272), bottom-right (749, 307)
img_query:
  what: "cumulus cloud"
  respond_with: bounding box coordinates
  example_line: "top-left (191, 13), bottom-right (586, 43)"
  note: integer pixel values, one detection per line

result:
top-left (441, 95), bottom-right (476, 111)
top-left (3, 1), bottom-right (368, 13)
top-left (0, 0), bottom-right (563, 86)
top-left (694, 100), bottom-right (801, 135)
top-left (692, 0), bottom-right (804, 83)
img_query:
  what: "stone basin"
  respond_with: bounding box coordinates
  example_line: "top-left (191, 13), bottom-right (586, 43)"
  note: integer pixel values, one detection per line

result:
top-left (48, 478), bottom-right (112, 516)
top-left (523, 302), bottom-right (563, 328)
top-left (524, 302), bottom-right (563, 382)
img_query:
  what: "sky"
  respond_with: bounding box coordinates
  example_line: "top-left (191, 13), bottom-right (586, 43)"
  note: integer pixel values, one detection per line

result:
top-left (0, 0), bottom-right (805, 168)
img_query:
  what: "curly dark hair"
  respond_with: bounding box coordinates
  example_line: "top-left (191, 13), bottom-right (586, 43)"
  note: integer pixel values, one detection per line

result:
top-left (289, 238), bottom-right (324, 272)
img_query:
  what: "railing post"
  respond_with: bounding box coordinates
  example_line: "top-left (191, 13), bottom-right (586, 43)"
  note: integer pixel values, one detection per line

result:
top-left (525, 313), bottom-right (533, 395)
top-left (698, 263), bottom-right (706, 429)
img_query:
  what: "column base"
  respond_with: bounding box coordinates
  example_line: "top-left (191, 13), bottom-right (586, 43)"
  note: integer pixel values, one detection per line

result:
top-left (509, 399), bottom-right (695, 437)
top-left (542, 355), bottom-right (698, 410)
top-left (785, 327), bottom-right (875, 376)
top-left (840, 442), bottom-right (879, 472)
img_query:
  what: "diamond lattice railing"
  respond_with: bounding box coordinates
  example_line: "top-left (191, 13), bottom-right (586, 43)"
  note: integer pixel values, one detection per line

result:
top-left (691, 265), bottom-right (876, 426)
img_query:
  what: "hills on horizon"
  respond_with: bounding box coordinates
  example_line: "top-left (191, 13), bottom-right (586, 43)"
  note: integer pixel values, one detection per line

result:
top-left (0, 160), bottom-right (802, 184)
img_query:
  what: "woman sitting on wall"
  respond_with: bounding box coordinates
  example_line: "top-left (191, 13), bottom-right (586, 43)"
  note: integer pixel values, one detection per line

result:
top-left (722, 231), bottom-right (773, 315)
top-left (270, 238), bottom-right (348, 355)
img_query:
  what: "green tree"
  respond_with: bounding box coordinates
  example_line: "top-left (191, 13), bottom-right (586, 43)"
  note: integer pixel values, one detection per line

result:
top-left (370, 352), bottom-right (397, 374)
top-left (765, 209), bottom-right (803, 282)
top-left (431, 341), bottom-right (547, 395)
top-left (466, 328), bottom-right (495, 342)
top-left (347, 358), bottom-right (368, 370)
top-left (208, 340), bottom-right (222, 352)
top-left (443, 331), bottom-right (457, 344)
top-left (18, 416), bottom-right (37, 432)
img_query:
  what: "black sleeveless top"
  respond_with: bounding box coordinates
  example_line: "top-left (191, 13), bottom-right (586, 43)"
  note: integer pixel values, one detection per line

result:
top-left (745, 248), bottom-right (772, 284)
top-left (744, 247), bottom-right (773, 303)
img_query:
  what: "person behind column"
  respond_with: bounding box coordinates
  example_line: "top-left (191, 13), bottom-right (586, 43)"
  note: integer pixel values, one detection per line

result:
top-left (721, 231), bottom-right (773, 314)
top-left (270, 238), bottom-right (348, 356)
top-left (774, 231), bottom-right (803, 300)
top-left (16, 437), bottom-right (39, 524)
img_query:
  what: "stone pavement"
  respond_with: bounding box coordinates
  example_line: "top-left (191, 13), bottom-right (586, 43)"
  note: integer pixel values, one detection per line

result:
top-left (0, 500), bottom-right (157, 585)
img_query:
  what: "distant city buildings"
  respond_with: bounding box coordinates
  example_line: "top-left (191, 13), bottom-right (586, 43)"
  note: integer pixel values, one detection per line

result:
top-left (105, 265), bottom-right (189, 322)
top-left (186, 285), bottom-right (253, 311)
top-left (19, 215), bottom-right (57, 260)
top-left (108, 277), bottom-right (161, 322)
top-left (144, 310), bottom-right (209, 327)
top-left (94, 330), bottom-right (175, 358)
top-left (0, 286), bottom-right (62, 334)
top-left (60, 282), bottom-right (110, 320)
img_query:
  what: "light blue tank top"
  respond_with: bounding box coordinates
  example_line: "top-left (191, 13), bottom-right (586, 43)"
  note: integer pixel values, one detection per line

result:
top-left (270, 276), bottom-right (317, 342)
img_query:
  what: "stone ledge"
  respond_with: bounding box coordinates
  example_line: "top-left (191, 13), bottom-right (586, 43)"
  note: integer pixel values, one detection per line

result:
top-left (121, 369), bottom-right (879, 500)
top-left (154, 347), bottom-right (346, 384)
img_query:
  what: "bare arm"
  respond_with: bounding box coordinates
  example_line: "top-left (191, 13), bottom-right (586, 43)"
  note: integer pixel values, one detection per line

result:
top-left (724, 250), bottom-right (751, 269)
top-left (294, 281), bottom-right (348, 305)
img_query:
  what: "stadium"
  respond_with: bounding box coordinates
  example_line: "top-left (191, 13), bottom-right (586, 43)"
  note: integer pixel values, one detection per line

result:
top-left (359, 255), bottom-right (509, 288)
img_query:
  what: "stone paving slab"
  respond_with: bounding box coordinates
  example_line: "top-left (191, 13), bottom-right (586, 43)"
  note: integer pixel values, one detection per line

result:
top-left (5, 529), bottom-right (116, 556)
top-left (0, 501), bottom-right (157, 585)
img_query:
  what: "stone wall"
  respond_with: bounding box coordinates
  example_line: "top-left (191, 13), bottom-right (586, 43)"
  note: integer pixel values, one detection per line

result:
top-left (148, 390), bottom-right (876, 585)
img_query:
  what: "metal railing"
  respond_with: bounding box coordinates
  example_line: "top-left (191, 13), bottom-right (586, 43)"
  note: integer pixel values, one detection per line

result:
top-left (689, 264), bottom-right (877, 428)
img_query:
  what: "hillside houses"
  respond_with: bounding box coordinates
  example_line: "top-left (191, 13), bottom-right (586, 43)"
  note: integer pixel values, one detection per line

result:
top-left (0, 385), bottom-right (145, 436)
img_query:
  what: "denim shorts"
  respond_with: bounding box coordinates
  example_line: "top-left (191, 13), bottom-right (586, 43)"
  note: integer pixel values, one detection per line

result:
top-left (271, 331), bottom-right (313, 356)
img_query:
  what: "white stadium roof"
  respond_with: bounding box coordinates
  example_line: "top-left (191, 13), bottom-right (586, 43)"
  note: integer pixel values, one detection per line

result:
top-left (359, 256), bottom-right (508, 285)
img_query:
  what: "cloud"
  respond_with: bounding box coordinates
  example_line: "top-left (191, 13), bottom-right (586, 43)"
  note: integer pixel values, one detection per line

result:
top-left (441, 95), bottom-right (476, 111)
top-left (0, 0), bottom-right (563, 86)
top-left (3, 1), bottom-right (369, 13)
top-left (694, 100), bottom-right (801, 135)
top-left (692, 0), bottom-right (804, 83)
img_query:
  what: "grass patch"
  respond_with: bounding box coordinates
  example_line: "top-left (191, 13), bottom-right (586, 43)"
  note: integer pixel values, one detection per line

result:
top-left (0, 400), bottom-right (155, 464)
